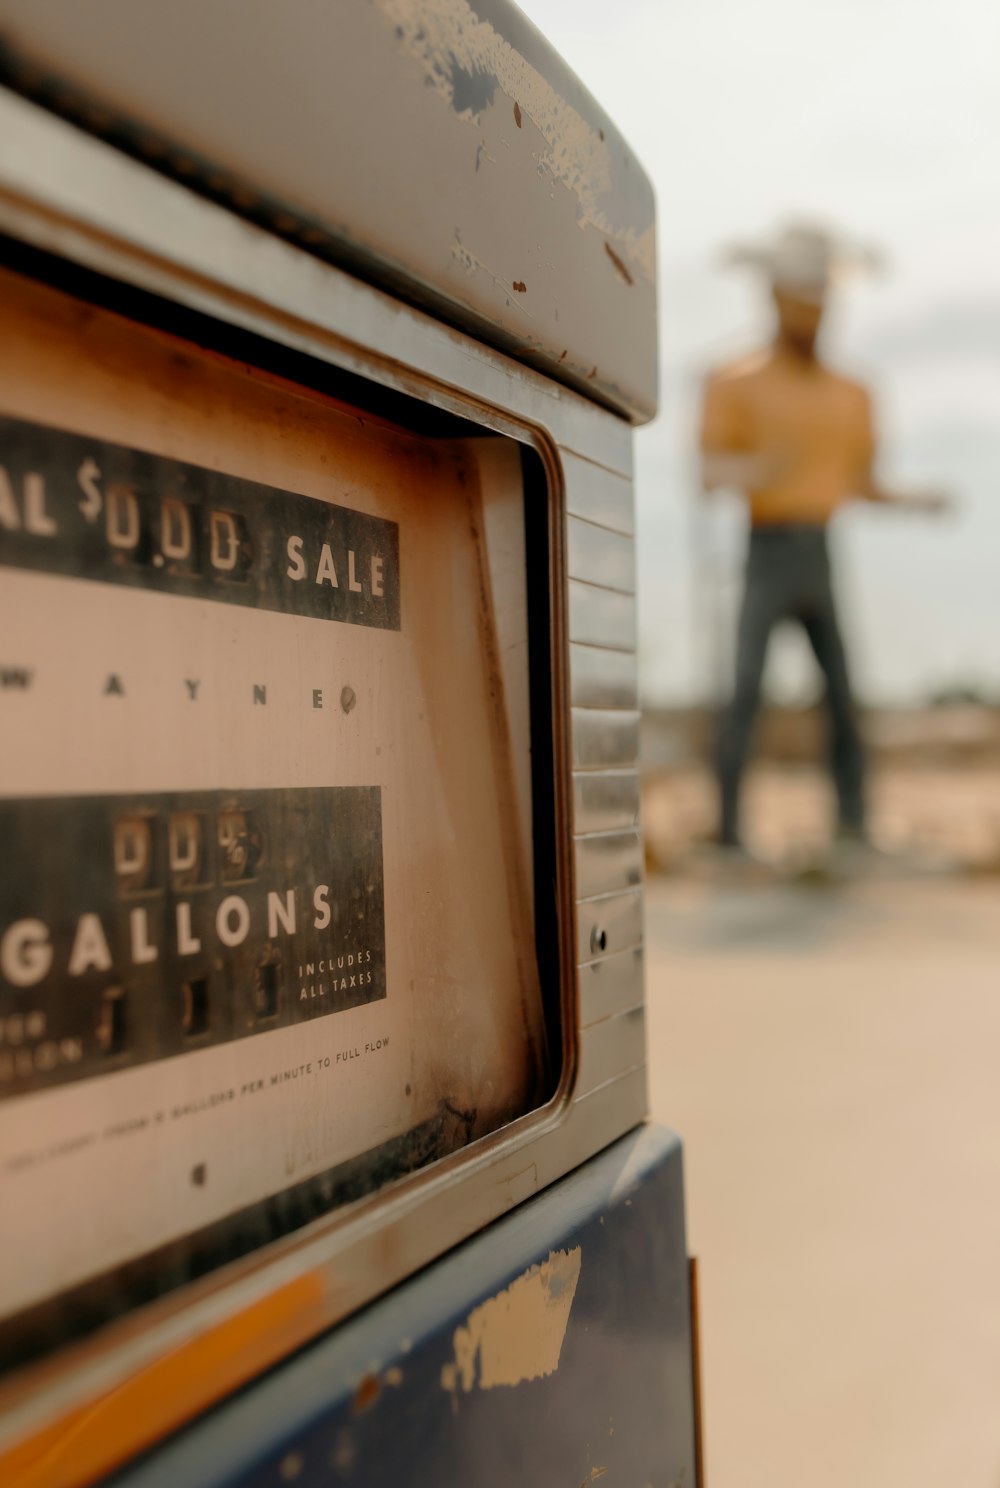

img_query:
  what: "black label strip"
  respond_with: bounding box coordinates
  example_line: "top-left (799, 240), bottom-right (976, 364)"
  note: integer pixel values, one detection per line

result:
top-left (0, 786), bottom-right (386, 1098)
top-left (0, 415), bottom-right (400, 628)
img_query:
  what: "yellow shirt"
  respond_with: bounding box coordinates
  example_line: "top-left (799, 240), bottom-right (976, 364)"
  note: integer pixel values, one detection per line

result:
top-left (700, 349), bottom-right (875, 527)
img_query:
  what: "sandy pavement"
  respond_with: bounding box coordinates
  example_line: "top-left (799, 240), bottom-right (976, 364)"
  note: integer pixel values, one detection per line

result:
top-left (645, 873), bottom-right (1000, 1487)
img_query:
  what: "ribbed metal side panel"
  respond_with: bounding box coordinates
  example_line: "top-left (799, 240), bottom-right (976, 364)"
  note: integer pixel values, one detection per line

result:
top-left (578, 946), bottom-right (644, 1027)
top-left (574, 829), bottom-right (643, 899)
top-left (569, 644), bottom-right (638, 710)
top-left (573, 769), bottom-right (642, 834)
top-left (576, 1005), bottom-right (646, 1097)
top-left (571, 708), bottom-right (640, 771)
top-left (563, 451), bottom-right (635, 534)
top-left (564, 453), bottom-right (644, 1102)
top-left (566, 517), bottom-right (636, 594)
top-left (568, 580), bottom-right (636, 652)
top-left (575, 888), bottom-right (643, 965)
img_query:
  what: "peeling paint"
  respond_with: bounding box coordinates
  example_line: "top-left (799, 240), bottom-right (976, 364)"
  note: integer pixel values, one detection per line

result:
top-left (604, 240), bottom-right (634, 287)
top-left (376, 0), bottom-right (654, 281)
top-left (441, 1246), bottom-right (582, 1392)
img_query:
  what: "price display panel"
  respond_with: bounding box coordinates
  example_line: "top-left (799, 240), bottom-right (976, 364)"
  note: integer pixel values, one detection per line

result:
top-left (0, 266), bottom-right (551, 1361)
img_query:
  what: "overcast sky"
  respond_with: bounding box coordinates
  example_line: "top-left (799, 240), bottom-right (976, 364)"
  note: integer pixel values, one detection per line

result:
top-left (526, 0), bottom-right (1000, 705)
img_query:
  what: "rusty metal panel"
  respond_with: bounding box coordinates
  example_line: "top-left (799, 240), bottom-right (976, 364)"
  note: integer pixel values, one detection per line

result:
top-left (0, 0), bottom-right (658, 423)
top-left (0, 90), bottom-right (633, 479)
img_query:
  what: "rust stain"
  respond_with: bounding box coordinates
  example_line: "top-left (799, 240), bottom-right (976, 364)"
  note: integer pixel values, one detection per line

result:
top-left (450, 236), bottom-right (535, 319)
top-left (604, 241), bottom-right (635, 287)
top-left (513, 100), bottom-right (522, 128)
top-left (352, 1372), bottom-right (381, 1414)
top-left (0, 1271), bottom-right (326, 1488)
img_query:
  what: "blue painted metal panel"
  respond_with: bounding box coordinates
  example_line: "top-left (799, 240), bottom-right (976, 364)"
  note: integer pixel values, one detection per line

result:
top-left (113, 1124), bottom-right (695, 1488)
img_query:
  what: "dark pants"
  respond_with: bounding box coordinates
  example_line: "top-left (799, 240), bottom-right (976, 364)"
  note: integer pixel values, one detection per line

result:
top-left (717, 525), bottom-right (865, 846)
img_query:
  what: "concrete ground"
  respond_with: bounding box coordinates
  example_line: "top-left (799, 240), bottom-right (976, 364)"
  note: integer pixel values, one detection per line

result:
top-left (645, 870), bottom-right (1000, 1488)
top-left (643, 762), bottom-right (1000, 876)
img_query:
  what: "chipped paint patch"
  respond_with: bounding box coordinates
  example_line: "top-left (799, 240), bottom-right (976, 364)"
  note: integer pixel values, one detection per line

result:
top-left (376, 0), bottom-right (653, 281)
top-left (441, 1246), bottom-right (582, 1392)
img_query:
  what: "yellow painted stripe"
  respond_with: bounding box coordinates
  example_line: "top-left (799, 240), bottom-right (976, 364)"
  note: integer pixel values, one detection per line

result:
top-left (1, 1271), bottom-right (326, 1488)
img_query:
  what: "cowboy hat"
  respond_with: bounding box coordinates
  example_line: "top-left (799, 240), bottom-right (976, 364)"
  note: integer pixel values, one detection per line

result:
top-left (723, 220), bottom-right (883, 299)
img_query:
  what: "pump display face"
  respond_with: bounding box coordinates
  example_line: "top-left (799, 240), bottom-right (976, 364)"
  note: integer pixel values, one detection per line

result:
top-left (0, 268), bottom-right (550, 1350)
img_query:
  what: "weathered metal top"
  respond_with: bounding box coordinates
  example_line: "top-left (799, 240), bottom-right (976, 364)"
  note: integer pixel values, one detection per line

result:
top-left (0, 0), bottom-right (658, 423)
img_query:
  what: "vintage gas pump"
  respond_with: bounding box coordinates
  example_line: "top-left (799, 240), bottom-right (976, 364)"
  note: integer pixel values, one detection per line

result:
top-left (0, 3), bottom-right (699, 1484)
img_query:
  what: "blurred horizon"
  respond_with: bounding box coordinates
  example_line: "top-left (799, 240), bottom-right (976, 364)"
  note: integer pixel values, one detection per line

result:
top-left (525, 0), bottom-right (1000, 708)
